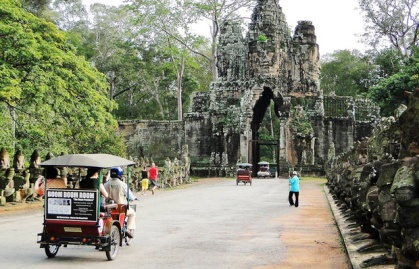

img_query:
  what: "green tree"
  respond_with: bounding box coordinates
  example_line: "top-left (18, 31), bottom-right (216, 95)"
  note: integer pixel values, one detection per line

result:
top-left (359, 0), bottom-right (419, 57)
top-left (368, 47), bottom-right (419, 116)
top-left (369, 48), bottom-right (405, 79)
top-left (19, 0), bottom-right (57, 22)
top-left (190, 0), bottom-right (256, 79)
top-left (129, 0), bottom-right (254, 80)
top-left (1, 0), bottom-right (126, 157)
top-left (74, 4), bottom-right (169, 120)
top-left (51, 1), bottom-right (212, 121)
top-left (52, 0), bottom-right (88, 31)
top-left (320, 50), bottom-right (374, 97)
top-left (127, 0), bottom-right (212, 120)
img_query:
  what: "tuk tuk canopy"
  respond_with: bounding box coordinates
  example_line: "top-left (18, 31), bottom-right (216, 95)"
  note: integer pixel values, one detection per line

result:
top-left (39, 154), bottom-right (135, 168)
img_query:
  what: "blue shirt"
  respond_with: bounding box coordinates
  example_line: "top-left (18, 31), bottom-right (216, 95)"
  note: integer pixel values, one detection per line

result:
top-left (289, 175), bottom-right (300, 192)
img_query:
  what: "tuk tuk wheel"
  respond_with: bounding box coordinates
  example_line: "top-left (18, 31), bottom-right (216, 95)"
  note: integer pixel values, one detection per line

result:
top-left (45, 245), bottom-right (60, 258)
top-left (106, 225), bottom-right (120, 260)
top-left (236, 180), bottom-right (239, 185)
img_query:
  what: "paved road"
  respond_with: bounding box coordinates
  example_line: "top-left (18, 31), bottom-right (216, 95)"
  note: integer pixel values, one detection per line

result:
top-left (0, 177), bottom-right (293, 268)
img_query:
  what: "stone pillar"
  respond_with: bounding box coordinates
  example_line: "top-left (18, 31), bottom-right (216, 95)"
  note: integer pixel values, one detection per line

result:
top-left (348, 122), bottom-right (355, 153)
top-left (240, 118), bottom-right (252, 163)
top-left (313, 116), bottom-right (325, 164)
top-left (310, 137), bottom-right (316, 165)
top-left (279, 118), bottom-right (287, 162)
top-left (327, 120), bottom-right (333, 153)
top-left (240, 134), bottom-right (248, 163)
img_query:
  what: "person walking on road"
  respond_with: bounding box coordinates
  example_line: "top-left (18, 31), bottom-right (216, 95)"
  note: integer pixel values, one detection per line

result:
top-left (141, 166), bottom-right (149, 195)
top-left (149, 163), bottom-right (158, 195)
top-left (289, 171), bottom-right (300, 207)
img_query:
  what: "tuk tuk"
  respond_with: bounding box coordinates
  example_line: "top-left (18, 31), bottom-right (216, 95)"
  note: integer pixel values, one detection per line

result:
top-left (257, 161), bottom-right (270, 178)
top-left (236, 163), bottom-right (252, 185)
top-left (36, 154), bottom-right (135, 260)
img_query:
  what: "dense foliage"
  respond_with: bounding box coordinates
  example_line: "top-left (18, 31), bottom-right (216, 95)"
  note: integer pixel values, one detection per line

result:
top-left (320, 46), bottom-right (414, 117)
top-left (320, 50), bottom-right (374, 97)
top-left (358, 0), bottom-right (419, 57)
top-left (368, 47), bottom-right (419, 116)
top-left (1, 0), bottom-right (126, 158)
top-left (320, 0), bottom-right (419, 117)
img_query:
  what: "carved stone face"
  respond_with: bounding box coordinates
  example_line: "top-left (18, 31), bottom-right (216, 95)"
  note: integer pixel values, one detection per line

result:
top-left (31, 156), bottom-right (41, 168)
top-left (14, 154), bottom-right (25, 170)
top-left (30, 150), bottom-right (41, 168)
top-left (0, 149), bottom-right (10, 169)
top-left (358, 153), bottom-right (368, 164)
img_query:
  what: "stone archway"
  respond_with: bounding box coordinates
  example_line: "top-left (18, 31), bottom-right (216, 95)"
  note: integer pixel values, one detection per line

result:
top-left (250, 86), bottom-right (283, 176)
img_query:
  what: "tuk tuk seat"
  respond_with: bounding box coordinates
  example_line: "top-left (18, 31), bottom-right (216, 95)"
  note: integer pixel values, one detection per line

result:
top-left (46, 178), bottom-right (66, 189)
top-left (237, 169), bottom-right (251, 179)
top-left (104, 203), bottom-right (118, 209)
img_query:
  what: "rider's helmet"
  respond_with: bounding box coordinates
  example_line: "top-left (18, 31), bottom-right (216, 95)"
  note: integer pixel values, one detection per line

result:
top-left (110, 166), bottom-right (123, 179)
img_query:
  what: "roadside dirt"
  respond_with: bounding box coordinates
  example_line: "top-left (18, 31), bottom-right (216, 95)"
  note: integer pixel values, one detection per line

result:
top-left (259, 178), bottom-right (350, 269)
top-left (0, 177), bottom-right (349, 268)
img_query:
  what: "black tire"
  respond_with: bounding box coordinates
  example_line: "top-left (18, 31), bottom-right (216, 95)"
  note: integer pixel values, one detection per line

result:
top-left (250, 181), bottom-right (252, 186)
top-left (45, 245), bottom-right (60, 258)
top-left (236, 180), bottom-right (239, 185)
top-left (106, 225), bottom-right (120, 260)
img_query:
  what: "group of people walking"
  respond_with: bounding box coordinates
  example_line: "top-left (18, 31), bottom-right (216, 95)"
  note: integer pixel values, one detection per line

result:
top-left (140, 163), bottom-right (159, 195)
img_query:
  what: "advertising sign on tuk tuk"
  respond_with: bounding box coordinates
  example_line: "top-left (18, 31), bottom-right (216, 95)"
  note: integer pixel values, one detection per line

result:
top-left (45, 189), bottom-right (98, 222)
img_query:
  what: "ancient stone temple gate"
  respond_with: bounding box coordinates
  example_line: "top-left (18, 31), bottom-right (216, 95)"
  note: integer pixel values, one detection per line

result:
top-left (120, 0), bottom-right (379, 176)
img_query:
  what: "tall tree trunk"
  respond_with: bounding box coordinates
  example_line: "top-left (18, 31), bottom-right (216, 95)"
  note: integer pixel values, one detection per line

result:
top-left (177, 58), bottom-right (185, 121)
top-left (211, 15), bottom-right (219, 80)
top-left (153, 78), bottom-right (165, 120)
top-left (108, 71), bottom-right (116, 100)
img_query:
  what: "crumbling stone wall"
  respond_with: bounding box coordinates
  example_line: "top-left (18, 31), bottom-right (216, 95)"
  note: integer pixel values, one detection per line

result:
top-left (325, 89), bottom-right (419, 268)
top-left (120, 120), bottom-right (184, 160)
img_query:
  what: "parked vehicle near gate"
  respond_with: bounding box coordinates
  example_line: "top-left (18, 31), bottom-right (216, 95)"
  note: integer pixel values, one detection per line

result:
top-left (257, 161), bottom-right (270, 178)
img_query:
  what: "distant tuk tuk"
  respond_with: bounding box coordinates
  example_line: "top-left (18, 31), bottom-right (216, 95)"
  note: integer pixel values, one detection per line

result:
top-left (236, 163), bottom-right (252, 185)
top-left (36, 154), bottom-right (135, 260)
top-left (257, 161), bottom-right (270, 178)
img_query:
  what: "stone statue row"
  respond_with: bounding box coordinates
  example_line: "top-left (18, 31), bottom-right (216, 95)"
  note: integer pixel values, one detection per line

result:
top-left (325, 89), bottom-right (419, 268)
top-left (0, 149), bottom-right (56, 205)
top-left (129, 151), bottom-right (192, 191)
top-left (0, 145), bottom-right (192, 207)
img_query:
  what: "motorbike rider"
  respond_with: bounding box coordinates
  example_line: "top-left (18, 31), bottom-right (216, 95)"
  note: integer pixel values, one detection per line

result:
top-left (104, 167), bottom-right (136, 234)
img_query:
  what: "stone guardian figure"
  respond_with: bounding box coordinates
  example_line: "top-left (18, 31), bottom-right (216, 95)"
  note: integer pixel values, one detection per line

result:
top-left (12, 149), bottom-right (31, 202)
top-left (0, 148), bottom-right (15, 205)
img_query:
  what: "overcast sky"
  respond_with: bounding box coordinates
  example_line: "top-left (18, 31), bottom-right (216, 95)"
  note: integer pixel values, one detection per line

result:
top-left (280, 0), bottom-right (365, 55)
top-left (82, 0), bottom-right (366, 56)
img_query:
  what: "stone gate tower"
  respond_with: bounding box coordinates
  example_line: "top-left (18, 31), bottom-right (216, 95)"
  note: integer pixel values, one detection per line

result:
top-left (122, 0), bottom-right (379, 176)
top-left (183, 0), bottom-right (378, 175)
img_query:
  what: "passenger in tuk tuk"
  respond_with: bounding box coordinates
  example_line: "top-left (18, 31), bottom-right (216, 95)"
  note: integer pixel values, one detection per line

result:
top-left (80, 168), bottom-right (109, 210)
top-left (104, 167), bottom-right (136, 233)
